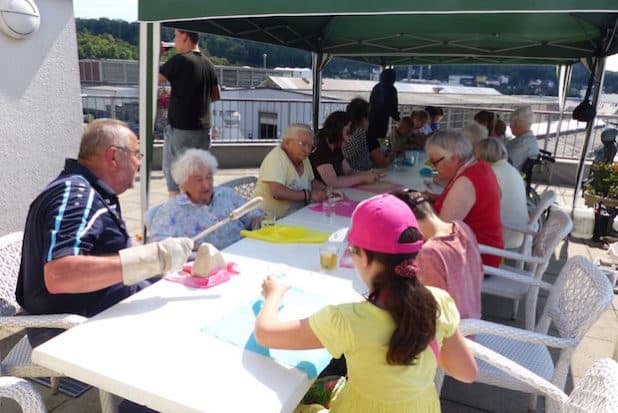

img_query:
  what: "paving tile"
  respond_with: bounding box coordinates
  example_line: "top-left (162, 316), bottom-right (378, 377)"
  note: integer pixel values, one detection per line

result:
top-left (585, 306), bottom-right (618, 342)
top-left (571, 337), bottom-right (615, 382)
top-left (441, 398), bottom-right (489, 413)
top-left (441, 377), bottom-right (534, 412)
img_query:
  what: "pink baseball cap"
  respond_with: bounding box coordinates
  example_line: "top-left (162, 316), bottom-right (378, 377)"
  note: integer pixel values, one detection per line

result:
top-left (348, 194), bottom-right (423, 254)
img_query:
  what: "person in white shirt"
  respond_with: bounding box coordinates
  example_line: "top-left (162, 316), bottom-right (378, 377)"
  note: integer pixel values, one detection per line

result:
top-left (462, 122), bottom-right (489, 146)
top-left (506, 106), bottom-right (539, 171)
top-left (475, 138), bottom-right (528, 249)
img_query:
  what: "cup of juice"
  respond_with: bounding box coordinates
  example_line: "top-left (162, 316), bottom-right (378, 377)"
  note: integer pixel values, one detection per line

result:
top-left (319, 244), bottom-right (338, 271)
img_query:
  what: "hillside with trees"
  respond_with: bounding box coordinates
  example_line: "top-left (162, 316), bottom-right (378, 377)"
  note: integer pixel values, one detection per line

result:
top-left (75, 18), bottom-right (618, 95)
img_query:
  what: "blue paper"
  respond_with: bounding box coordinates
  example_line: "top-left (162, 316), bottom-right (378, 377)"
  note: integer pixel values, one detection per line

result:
top-left (201, 288), bottom-right (331, 379)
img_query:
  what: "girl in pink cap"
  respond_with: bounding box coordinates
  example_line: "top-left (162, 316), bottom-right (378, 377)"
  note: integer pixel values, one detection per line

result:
top-left (255, 194), bottom-right (477, 413)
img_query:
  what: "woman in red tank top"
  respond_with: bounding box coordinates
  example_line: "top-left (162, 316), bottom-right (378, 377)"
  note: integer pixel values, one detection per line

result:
top-left (423, 130), bottom-right (504, 267)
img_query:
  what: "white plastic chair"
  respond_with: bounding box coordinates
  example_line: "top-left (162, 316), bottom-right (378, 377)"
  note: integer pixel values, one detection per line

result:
top-left (0, 232), bottom-right (85, 391)
top-left (466, 340), bottom-right (618, 413)
top-left (459, 256), bottom-right (614, 411)
top-left (480, 206), bottom-right (573, 329)
top-left (220, 176), bottom-right (258, 201)
top-left (0, 376), bottom-right (46, 413)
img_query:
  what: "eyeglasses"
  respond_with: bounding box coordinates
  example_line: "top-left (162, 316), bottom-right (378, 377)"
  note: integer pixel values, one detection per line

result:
top-left (113, 146), bottom-right (144, 160)
top-left (429, 156), bottom-right (446, 167)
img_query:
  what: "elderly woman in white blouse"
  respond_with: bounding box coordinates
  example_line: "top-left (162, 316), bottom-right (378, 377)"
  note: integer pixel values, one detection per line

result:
top-left (474, 138), bottom-right (528, 249)
top-left (146, 149), bottom-right (262, 250)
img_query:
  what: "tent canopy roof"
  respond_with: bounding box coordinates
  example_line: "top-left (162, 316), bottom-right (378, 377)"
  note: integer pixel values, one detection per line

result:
top-left (139, 1), bottom-right (618, 65)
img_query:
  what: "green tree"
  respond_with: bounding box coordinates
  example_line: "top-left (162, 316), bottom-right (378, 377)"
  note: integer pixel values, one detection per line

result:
top-left (77, 31), bottom-right (137, 59)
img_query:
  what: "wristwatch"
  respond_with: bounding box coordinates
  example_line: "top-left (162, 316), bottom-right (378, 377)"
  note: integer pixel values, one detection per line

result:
top-left (303, 189), bottom-right (311, 204)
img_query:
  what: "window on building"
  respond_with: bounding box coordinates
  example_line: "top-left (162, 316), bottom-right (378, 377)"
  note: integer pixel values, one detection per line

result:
top-left (259, 112), bottom-right (278, 139)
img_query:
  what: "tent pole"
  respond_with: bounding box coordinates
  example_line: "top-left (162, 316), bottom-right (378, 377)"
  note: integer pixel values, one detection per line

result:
top-left (138, 22), bottom-right (160, 241)
top-left (312, 52), bottom-right (323, 133)
top-left (552, 65), bottom-right (573, 156)
top-left (572, 57), bottom-right (607, 212)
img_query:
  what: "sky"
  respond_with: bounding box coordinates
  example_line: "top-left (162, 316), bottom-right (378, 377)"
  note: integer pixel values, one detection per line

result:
top-left (73, 0), bottom-right (618, 72)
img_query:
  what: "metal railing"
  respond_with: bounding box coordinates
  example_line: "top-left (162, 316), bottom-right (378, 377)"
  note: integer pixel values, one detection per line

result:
top-left (81, 94), bottom-right (618, 159)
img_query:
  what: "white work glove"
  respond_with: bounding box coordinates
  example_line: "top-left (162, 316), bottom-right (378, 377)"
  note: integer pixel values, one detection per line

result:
top-left (119, 237), bottom-right (194, 285)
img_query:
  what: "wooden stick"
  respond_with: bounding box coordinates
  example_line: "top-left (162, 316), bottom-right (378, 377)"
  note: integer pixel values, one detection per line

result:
top-left (191, 196), bottom-right (263, 242)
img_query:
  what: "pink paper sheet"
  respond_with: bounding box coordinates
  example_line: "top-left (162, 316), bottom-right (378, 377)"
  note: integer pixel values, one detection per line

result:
top-left (352, 181), bottom-right (404, 194)
top-left (309, 199), bottom-right (360, 218)
top-left (165, 262), bottom-right (239, 289)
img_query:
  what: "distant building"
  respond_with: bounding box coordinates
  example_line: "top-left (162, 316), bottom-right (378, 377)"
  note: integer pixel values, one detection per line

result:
top-left (79, 59), bottom-right (138, 85)
top-left (78, 59), bottom-right (310, 88)
top-left (448, 75), bottom-right (475, 86)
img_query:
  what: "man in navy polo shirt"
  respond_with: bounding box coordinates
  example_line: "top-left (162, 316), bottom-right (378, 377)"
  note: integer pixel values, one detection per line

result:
top-left (17, 119), bottom-right (193, 342)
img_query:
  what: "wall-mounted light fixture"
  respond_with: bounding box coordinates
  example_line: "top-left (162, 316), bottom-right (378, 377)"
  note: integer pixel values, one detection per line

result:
top-left (0, 0), bottom-right (40, 39)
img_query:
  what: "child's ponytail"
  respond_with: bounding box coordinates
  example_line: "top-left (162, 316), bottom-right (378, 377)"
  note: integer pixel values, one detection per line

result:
top-left (365, 228), bottom-right (439, 365)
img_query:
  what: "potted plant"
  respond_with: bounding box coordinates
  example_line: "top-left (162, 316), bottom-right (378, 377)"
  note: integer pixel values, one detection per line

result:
top-left (583, 162), bottom-right (618, 208)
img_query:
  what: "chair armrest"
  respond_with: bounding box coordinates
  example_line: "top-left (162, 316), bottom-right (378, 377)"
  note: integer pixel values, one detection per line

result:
top-left (464, 339), bottom-right (569, 405)
top-left (0, 314), bottom-right (87, 330)
top-left (459, 319), bottom-right (578, 349)
top-left (502, 222), bottom-right (539, 236)
top-left (0, 377), bottom-right (47, 412)
top-left (478, 244), bottom-right (546, 265)
top-left (484, 265), bottom-right (553, 290)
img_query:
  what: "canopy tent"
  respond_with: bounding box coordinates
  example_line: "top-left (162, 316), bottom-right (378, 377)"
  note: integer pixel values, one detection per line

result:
top-left (139, 2), bottom-right (618, 64)
top-left (137, 2), bottom-right (618, 234)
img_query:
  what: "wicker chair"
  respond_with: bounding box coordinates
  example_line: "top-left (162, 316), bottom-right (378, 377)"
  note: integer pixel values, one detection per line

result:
top-left (459, 256), bottom-right (614, 411)
top-left (0, 376), bottom-right (46, 413)
top-left (0, 232), bottom-right (86, 392)
top-left (480, 206), bottom-right (573, 329)
top-left (506, 189), bottom-right (557, 258)
top-left (220, 176), bottom-right (258, 201)
top-left (466, 340), bottom-right (618, 413)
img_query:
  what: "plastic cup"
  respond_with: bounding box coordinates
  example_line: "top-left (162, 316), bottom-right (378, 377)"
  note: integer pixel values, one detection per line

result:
top-left (405, 150), bottom-right (416, 166)
top-left (261, 213), bottom-right (276, 228)
top-left (392, 155), bottom-right (403, 170)
top-left (322, 198), bottom-right (335, 217)
top-left (319, 244), bottom-right (338, 271)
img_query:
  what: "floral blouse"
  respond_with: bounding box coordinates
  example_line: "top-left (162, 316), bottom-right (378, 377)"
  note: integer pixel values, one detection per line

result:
top-left (145, 186), bottom-right (262, 250)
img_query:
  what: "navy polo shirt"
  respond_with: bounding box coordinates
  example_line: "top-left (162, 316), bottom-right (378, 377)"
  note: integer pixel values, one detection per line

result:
top-left (16, 159), bottom-right (135, 317)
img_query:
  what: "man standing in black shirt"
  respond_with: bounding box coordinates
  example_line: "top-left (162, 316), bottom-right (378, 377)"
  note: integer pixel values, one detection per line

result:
top-left (159, 29), bottom-right (220, 196)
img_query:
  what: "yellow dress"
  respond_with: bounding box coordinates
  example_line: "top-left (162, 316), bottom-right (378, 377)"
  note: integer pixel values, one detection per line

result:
top-left (308, 287), bottom-right (460, 413)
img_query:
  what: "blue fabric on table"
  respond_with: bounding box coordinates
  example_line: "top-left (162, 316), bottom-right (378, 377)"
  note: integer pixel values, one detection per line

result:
top-left (201, 288), bottom-right (331, 379)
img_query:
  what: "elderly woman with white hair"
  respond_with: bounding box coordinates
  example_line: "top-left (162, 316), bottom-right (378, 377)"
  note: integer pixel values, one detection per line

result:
top-left (475, 138), bottom-right (528, 250)
top-left (254, 123), bottom-right (328, 218)
top-left (461, 122), bottom-right (489, 146)
top-left (424, 130), bottom-right (504, 268)
top-left (146, 149), bottom-right (262, 250)
top-left (506, 105), bottom-right (539, 171)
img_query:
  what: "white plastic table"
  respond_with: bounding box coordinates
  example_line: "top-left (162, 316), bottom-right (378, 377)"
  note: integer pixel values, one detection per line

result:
top-left (32, 253), bottom-right (362, 413)
top-left (31, 156), bottom-right (434, 413)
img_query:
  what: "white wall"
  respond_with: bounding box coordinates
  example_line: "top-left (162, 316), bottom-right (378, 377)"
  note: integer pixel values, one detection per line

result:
top-left (0, 0), bottom-right (82, 233)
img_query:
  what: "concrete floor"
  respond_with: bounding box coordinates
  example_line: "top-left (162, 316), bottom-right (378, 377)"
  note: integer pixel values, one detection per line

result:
top-left (2, 172), bottom-right (616, 412)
